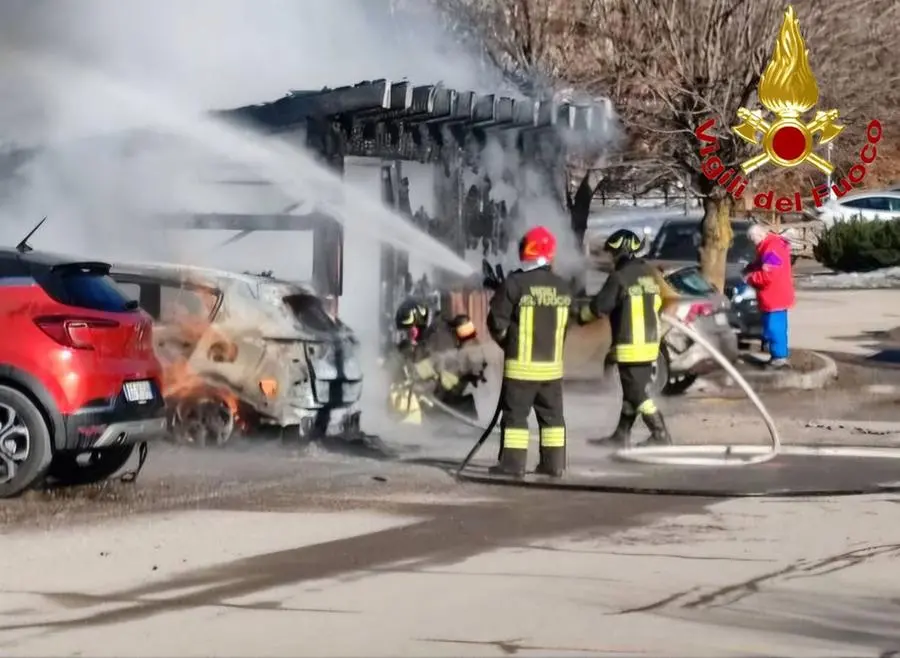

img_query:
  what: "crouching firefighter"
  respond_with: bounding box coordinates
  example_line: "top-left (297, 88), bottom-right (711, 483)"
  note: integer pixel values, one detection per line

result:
top-left (389, 302), bottom-right (488, 423)
top-left (579, 229), bottom-right (671, 446)
top-left (423, 314), bottom-right (489, 420)
top-left (487, 226), bottom-right (573, 478)
top-left (387, 298), bottom-right (434, 424)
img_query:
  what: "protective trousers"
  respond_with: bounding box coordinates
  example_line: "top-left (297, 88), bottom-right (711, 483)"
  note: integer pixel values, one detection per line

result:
top-left (610, 362), bottom-right (671, 445)
top-left (619, 363), bottom-right (655, 416)
top-left (496, 378), bottom-right (566, 476)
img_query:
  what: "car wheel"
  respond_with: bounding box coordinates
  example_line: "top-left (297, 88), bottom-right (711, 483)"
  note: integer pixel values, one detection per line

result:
top-left (170, 396), bottom-right (235, 448)
top-left (0, 384), bottom-right (53, 498)
top-left (663, 373), bottom-right (698, 396)
top-left (48, 445), bottom-right (135, 487)
top-left (648, 351), bottom-right (668, 398)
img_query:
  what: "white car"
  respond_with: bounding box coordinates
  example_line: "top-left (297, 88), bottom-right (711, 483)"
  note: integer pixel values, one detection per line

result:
top-left (109, 263), bottom-right (364, 446)
top-left (816, 190), bottom-right (900, 226)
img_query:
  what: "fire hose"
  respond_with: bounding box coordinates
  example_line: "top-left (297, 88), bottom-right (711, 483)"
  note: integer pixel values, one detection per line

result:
top-left (612, 313), bottom-right (781, 467)
top-left (454, 311), bottom-right (782, 478)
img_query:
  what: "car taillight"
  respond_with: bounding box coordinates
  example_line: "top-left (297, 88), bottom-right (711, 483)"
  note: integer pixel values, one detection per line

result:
top-left (33, 315), bottom-right (119, 350)
top-left (677, 302), bottom-right (715, 324)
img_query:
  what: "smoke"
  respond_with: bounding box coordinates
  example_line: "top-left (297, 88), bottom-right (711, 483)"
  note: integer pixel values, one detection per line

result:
top-left (0, 0), bottom-right (507, 254)
top-left (0, 0), bottom-right (620, 401)
top-left (467, 99), bottom-right (621, 279)
top-left (0, 0), bottom-right (504, 132)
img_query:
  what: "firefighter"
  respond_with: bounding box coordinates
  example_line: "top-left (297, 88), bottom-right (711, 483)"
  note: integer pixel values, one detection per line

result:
top-left (579, 228), bottom-right (672, 446)
top-left (427, 314), bottom-right (489, 419)
top-left (487, 225), bottom-right (573, 478)
top-left (387, 298), bottom-right (433, 424)
top-left (389, 303), bottom-right (488, 424)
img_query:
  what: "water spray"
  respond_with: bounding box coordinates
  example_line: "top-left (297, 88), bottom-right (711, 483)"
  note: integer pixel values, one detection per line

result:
top-left (9, 51), bottom-right (474, 278)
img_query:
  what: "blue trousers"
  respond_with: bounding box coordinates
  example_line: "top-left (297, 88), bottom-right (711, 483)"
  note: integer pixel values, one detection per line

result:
top-left (761, 310), bottom-right (789, 359)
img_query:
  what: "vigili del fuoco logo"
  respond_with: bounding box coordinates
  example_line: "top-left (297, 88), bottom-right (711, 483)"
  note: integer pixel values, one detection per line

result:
top-left (694, 5), bottom-right (882, 212)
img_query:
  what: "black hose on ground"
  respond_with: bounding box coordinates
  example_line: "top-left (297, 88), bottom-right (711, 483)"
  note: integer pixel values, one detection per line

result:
top-left (454, 387), bottom-right (503, 478)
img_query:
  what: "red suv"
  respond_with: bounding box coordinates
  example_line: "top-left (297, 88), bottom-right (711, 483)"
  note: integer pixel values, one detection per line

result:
top-left (0, 246), bottom-right (166, 497)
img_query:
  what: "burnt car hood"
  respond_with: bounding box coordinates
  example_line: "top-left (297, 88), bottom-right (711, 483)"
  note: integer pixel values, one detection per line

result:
top-left (234, 279), bottom-right (355, 343)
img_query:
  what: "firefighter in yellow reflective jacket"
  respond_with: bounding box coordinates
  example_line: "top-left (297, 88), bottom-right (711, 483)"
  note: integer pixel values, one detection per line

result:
top-left (388, 300), bottom-right (488, 424)
top-left (579, 228), bottom-right (672, 446)
top-left (387, 298), bottom-right (433, 424)
top-left (487, 226), bottom-right (573, 478)
top-left (410, 314), bottom-right (489, 420)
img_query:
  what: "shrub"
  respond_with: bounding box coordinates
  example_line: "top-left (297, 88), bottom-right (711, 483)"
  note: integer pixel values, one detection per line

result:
top-left (813, 217), bottom-right (900, 272)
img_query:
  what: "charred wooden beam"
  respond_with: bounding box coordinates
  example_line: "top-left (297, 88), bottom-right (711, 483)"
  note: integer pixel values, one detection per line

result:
top-left (220, 79), bottom-right (391, 130)
top-left (351, 81), bottom-right (413, 121)
top-left (157, 213), bottom-right (336, 231)
top-left (425, 90), bottom-right (474, 127)
top-left (511, 99), bottom-right (538, 128)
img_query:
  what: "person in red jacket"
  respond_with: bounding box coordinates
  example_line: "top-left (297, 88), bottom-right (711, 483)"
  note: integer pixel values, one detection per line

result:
top-left (744, 224), bottom-right (795, 369)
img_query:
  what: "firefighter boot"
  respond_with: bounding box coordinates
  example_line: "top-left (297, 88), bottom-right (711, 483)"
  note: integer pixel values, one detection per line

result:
top-left (643, 411), bottom-right (673, 446)
top-left (489, 448), bottom-right (527, 478)
top-left (599, 409), bottom-right (637, 447)
top-left (535, 446), bottom-right (565, 478)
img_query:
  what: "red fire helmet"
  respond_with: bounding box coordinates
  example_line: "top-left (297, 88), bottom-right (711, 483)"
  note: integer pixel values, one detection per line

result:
top-left (519, 225), bottom-right (557, 263)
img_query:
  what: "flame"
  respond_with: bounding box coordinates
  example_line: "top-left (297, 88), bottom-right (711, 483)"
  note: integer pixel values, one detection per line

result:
top-left (158, 302), bottom-right (244, 430)
top-left (757, 6), bottom-right (818, 117)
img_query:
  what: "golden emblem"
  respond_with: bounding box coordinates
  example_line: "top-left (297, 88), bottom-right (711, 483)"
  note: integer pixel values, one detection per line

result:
top-left (732, 5), bottom-right (844, 175)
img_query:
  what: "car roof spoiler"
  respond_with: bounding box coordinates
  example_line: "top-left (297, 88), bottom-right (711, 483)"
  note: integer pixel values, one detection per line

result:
top-left (49, 261), bottom-right (112, 274)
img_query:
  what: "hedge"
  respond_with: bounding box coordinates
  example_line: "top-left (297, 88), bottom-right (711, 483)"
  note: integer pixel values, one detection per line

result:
top-left (813, 217), bottom-right (900, 272)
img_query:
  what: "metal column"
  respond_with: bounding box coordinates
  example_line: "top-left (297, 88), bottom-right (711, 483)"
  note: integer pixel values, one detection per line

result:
top-left (306, 117), bottom-right (346, 313)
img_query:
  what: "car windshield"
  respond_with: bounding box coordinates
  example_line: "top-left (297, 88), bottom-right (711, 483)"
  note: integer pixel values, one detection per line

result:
top-left (665, 268), bottom-right (716, 297)
top-left (283, 294), bottom-right (337, 333)
top-left (651, 223), bottom-right (756, 263)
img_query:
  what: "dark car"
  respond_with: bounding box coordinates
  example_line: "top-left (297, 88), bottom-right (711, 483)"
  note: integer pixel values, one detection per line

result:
top-left (646, 218), bottom-right (763, 340)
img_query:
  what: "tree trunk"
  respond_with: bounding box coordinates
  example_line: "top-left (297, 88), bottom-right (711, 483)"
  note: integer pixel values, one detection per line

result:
top-left (698, 194), bottom-right (734, 293)
top-left (567, 173), bottom-right (595, 252)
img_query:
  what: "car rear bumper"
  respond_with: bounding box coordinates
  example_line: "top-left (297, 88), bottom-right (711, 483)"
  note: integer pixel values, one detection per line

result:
top-left (88, 416), bottom-right (167, 448)
top-left (63, 387), bottom-right (167, 451)
top-left (729, 301), bottom-right (763, 338)
top-left (668, 321), bottom-right (739, 376)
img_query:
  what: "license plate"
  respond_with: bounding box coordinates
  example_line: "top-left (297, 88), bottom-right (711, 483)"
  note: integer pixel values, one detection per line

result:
top-left (714, 312), bottom-right (728, 326)
top-left (123, 380), bottom-right (154, 402)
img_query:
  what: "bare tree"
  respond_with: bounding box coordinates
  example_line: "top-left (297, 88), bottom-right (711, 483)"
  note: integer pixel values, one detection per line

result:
top-left (436, 0), bottom-right (900, 290)
top-left (435, 0), bottom-right (592, 95)
top-left (579, 0), bottom-right (900, 289)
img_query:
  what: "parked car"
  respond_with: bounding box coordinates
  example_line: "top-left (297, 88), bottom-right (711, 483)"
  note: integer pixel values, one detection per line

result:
top-left (652, 265), bottom-right (740, 395)
top-left (109, 262), bottom-right (363, 446)
top-left (572, 265), bottom-right (739, 396)
top-left (583, 208), bottom-right (703, 257)
top-left (0, 247), bottom-right (166, 497)
top-left (815, 190), bottom-right (900, 226)
top-left (645, 217), bottom-right (764, 340)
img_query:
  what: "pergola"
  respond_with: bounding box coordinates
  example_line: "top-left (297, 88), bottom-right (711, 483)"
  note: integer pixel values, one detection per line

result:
top-left (158, 78), bottom-right (611, 332)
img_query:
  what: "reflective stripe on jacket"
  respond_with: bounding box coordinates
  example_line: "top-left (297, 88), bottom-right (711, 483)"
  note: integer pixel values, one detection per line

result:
top-left (585, 258), bottom-right (662, 364)
top-left (487, 266), bottom-right (574, 381)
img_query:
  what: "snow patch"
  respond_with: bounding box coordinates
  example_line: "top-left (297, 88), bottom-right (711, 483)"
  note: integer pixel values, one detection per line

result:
top-left (796, 267), bottom-right (900, 289)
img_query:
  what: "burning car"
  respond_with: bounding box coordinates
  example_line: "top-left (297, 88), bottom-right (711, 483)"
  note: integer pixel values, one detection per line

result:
top-left (108, 263), bottom-right (363, 446)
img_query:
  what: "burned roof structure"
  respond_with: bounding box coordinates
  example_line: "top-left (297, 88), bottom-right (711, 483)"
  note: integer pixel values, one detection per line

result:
top-left (178, 79), bottom-right (615, 345)
top-left (217, 78), bottom-right (613, 165)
